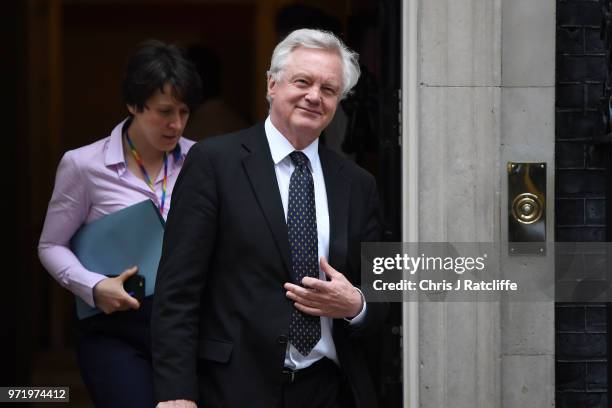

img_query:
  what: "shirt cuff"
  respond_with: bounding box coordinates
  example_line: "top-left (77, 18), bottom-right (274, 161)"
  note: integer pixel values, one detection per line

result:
top-left (73, 271), bottom-right (107, 307)
top-left (344, 287), bottom-right (367, 325)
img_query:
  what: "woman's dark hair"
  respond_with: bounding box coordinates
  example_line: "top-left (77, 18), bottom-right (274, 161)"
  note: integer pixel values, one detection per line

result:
top-left (122, 39), bottom-right (202, 113)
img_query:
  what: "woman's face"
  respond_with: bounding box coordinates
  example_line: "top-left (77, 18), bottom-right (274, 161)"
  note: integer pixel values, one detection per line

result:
top-left (127, 83), bottom-right (190, 153)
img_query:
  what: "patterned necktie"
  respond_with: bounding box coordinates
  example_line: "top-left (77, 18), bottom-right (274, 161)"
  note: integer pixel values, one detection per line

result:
top-left (287, 151), bottom-right (321, 356)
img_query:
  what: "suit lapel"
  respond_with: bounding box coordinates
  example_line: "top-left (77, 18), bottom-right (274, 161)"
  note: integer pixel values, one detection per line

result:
top-left (240, 127), bottom-right (351, 280)
top-left (241, 125), bottom-right (292, 278)
top-left (319, 147), bottom-right (350, 272)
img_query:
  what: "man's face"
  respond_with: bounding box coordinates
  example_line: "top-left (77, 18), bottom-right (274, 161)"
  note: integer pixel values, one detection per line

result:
top-left (267, 47), bottom-right (343, 145)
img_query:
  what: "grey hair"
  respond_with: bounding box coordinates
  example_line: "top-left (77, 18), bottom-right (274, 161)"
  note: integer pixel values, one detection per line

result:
top-left (267, 28), bottom-right (360, 101)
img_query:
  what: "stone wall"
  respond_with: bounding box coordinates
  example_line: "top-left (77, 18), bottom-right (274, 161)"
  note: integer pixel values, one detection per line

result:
top-left (414, 0), bottom-right (555, 406)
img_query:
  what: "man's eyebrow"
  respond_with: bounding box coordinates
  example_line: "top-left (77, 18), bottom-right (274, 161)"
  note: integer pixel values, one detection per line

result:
top-left (323, 80), bottom-right (340, 87)
top-left (289, 71), bottom-right (312, 78)
top-left (321, 80), bottom-right (341, 90)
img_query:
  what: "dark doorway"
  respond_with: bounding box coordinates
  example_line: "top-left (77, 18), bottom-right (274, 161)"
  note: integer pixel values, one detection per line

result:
top-left (556, 0), bottom-right (609, 406)
top-left (15, 1), bottom-right (404, 406)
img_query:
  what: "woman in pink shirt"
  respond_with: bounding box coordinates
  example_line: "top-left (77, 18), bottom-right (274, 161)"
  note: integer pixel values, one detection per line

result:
top-left (38, 40), bottom-right (201, 407)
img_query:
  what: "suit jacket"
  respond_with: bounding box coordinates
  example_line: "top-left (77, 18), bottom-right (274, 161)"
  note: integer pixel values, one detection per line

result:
top-left (152, 123), bottom-right (387, 408)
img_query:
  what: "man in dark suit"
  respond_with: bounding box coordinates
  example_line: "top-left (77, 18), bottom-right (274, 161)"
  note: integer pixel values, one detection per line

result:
top-left (152, 28), bottom-right (387, 408)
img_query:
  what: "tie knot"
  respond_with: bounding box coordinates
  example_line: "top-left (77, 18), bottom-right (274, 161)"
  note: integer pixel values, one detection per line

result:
top-left (289, 151), bottom-right (310, 168)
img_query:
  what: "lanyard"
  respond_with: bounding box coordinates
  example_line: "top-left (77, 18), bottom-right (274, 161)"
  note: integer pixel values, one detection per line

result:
top-left (125, 132), bottom-right (168, 215)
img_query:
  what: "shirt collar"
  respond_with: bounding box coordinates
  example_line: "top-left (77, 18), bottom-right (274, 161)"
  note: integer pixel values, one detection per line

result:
top-left (105, 117), bottom-right (189, 168)
top-left (264, 116), bottom-right (319, 169)
top-left (105, 118), bottom-right (129, 167)
top-left (174, 137), bottom-right (189, 163)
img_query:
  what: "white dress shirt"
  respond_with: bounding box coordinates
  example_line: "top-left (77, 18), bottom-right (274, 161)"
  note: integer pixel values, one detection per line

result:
top-left (264, 117), bottom-right (365, 370)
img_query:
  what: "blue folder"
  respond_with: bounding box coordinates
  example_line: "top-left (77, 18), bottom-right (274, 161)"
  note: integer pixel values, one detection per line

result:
top-left (71, 199), bottom-right (165, 319)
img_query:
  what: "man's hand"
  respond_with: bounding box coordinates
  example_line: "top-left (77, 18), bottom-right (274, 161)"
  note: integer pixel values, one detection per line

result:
top-left (284, 257), bottom-right (362, 319)
top-left (92, 266), bottom-right (140, 314)
top-left (156, 400), bottom-right (197, 408)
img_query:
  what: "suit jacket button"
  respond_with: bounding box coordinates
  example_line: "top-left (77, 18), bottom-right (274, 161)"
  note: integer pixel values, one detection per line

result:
top-left (277, 335), bottom-right (288, 344)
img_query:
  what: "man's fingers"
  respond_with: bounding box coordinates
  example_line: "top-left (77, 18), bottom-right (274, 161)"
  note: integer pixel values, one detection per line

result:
top-left (284, 282), bottom-right (312, 294)
top-left (301, 277), bottom-right (327, 291)
top-left (286, 290), bottom-right (323, 309)
top-left (285, 282), bottom-right (327, 299)
top-left (283, 277), bottom-right (326, 291)
top-left (285, 283), bottom-right (314, 300)
top-left (157, 399), bottom-right (197, 408)
top-left (293, 302), bottom-right (323, 316)
top-left (319, 256), bottom-right (340, 279)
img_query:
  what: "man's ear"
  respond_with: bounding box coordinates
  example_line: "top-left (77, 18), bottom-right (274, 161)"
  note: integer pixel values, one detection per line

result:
top-left (267, 75), bottom-right (276, 100)
top-left (126, 104), bottom-right (138, 116)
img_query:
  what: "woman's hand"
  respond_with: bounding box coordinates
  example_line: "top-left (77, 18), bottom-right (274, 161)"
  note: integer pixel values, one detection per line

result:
top-left (93, 266), bottom-right (141, 314)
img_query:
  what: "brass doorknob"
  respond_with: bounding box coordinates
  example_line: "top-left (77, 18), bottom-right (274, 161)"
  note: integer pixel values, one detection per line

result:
top-left (511, 193), bottom-right (543, 224)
